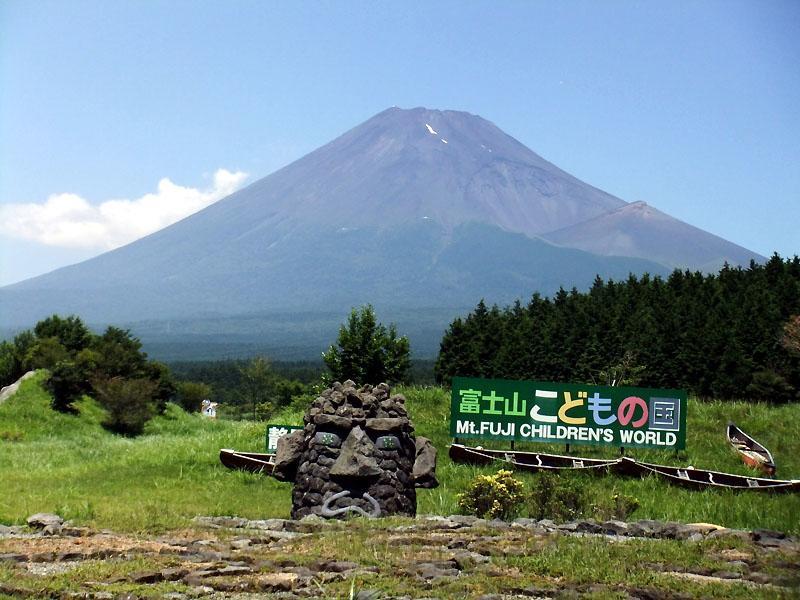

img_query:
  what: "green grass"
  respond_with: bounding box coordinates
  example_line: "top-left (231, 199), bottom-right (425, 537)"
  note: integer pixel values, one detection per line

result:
top-left (1, 374), bottom-right (799, 533)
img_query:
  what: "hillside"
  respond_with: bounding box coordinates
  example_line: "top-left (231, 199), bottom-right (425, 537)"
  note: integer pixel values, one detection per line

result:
top-left (1, 374), bottom-right (798, 534)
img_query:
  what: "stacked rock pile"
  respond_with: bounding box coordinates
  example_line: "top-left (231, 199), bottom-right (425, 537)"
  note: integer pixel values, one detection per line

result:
top-left (274, 380), bottom-right (437, 520)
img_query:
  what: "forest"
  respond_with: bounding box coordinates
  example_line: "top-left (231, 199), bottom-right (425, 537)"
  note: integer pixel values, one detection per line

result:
top-left (435, 255), bottom-right (800, 401)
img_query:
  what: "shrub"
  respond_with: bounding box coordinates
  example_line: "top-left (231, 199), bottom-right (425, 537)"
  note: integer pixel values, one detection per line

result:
top-left (527, 473), bottom-right (640, 522)
top-left (457, 469), bottom-right (525, 520)
top-left (93, 376), bottom-right (157, 436)
top-left (176, 381), bottom-right (213, 413)
top-left (25, 337), bottom-right (69, 370)
top-left (603, 492), bottom-right (640, 520)
top-left (0, 341), bottom-right (15, 387)
top-left (527, 472), bottom-right (589, 522)
top-left (46, 359), bottom-right (92, 412)
top-left (746, 370), bottom-right (796, 403)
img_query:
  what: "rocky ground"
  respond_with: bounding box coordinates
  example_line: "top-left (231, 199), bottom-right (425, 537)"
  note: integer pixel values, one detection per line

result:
top-left (1, 513), bottom-right (798, 599)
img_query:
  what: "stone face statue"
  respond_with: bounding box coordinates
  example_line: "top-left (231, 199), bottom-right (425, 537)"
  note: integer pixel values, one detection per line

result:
top-left (273, 380), bottom-right (438, 519)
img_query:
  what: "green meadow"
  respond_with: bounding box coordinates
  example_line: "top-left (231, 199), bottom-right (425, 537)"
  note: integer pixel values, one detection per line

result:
top-left (1, 372), bottom-right (799, 533)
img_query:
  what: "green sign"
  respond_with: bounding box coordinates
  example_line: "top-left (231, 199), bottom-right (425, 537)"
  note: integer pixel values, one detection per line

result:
top-left (265, 424), bottom-right (303, 453)
top-left (450, 377), bottom-right (687, 450)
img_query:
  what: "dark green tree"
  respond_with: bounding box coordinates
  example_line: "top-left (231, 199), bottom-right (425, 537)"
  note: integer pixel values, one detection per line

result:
top-left (33, 315), bottom-right (91, 354)
top-left (0, 341), bottom-right (15, 386)
top-left (46, 360), bottom-right (92, 412)
top-left (24, 337), bottom-right (70, 371)
top-left (93, 376), bottom-right (157, 436)
top-left (323, 305), bottom-right (410, 385)
top-left (239, 356), bottom-right (277, 420)
top-left (91, 326), bottom-right (147, 379)
top-left (176, 381), bottom-right (213, 413)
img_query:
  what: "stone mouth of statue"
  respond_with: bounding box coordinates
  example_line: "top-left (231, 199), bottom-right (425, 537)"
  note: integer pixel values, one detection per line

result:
top-left (320, 490), bottom-right (381, 518)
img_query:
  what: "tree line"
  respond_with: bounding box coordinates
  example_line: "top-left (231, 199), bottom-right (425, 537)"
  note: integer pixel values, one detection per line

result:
top-left (435, 255), bottom-right (800, 402)
top-left (0, 315), bottom-right (175, 434)
top-left (0, 305), bottom-right (415, 430)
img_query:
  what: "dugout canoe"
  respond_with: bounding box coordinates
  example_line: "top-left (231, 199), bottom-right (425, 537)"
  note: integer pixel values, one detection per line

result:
top-left (727, 422), bottom-right (776, 476)
top-left (219, 449), bottom-right (276, 474)
top-left (619, 456), bottom-right (800, 493)
top-left (449, 443), bottom-right (620, 472)
top-left (449, 444), bottom-right (800, 493)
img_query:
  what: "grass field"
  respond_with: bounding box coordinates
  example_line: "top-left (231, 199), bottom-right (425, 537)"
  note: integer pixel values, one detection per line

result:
top-left (1, 372), bottom-right (799, 533)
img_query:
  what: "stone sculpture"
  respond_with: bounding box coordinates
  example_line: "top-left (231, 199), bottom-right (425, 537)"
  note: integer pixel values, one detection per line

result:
top-left (273, 380), bottom-right (438, 519)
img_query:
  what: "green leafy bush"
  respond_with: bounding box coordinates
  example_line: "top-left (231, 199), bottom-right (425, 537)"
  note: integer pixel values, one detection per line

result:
top-left (176, 380), bottom-right (213, 413)
top-left (93, 376), bottom-right (157, 436)
top-left (46, 359), bottom-right (92, 412)
top-left (527, 473), bottom-right (640, 522)
top-left (601, 492), bottom-right (640, 520)
top-left (527, 472), bottom-right (589, 521)
top-left (457, 469), bottom-right (525, 520)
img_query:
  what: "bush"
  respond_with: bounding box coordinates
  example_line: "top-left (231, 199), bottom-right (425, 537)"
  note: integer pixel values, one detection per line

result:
top-left (457, 469), bottom-right (525, 520)
top-left (527, 472), bottom-right (589, 522)
top-left (25, 337), bottom-right (70, 371)
top-left (746, 370), bottom-right (796, 403)
top-left (527, 473), bottom-right (640, 522)
top-left (46, 360), bottom-right (92, 412)
top-left (601, 492), bottom-right (640, 520)
top-left (176, 381), bottom-right (212, 413)
top-left (93, 377), bottom-right (157, 436)
top-left (0, 341), bottom-right (15, 387)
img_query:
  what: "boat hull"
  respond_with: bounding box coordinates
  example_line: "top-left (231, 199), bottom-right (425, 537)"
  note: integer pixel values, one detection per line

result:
top-left (727, 423), bottom-right (776, 476)
top-left (449, 444), bottom-right (800, 493)
top-left (219, 449), bottom-right (276, 474)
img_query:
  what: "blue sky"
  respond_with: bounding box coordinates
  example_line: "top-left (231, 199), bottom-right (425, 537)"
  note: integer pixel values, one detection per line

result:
top-left (1, 0), bottom-right (798, 285)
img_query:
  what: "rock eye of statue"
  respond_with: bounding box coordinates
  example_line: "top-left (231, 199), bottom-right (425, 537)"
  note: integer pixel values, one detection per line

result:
top-left (375, 435), bottom-right (400, 450)
top-left (314, 431), bottom-right (342, 447)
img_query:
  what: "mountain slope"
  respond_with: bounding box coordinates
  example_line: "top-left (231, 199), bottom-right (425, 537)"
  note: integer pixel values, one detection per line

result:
top-left (542, 201), bottom-right (763, 271)
top-left (0, 107), bottom-right (759, 332)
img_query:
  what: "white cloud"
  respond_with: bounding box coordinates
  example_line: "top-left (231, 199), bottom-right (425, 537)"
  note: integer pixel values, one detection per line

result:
top-left (0, 169), bottom-right (248, 250)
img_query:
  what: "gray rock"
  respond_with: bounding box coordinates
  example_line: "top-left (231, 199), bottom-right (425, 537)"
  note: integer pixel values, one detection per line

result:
top-left (537, 519), bottom-right (557, 530)
top-left (449, 515), bottom-right (481, 526)
top-left (329, 428), bottom-right (381, 478)
top-left (274, 429), bottom-right (306, 481)
top-left (26, 513), bottom-right (63, 530)
top-left (0, 525), bottom-right (25, 536)
top-left (132, 571), bottom-right (166, 584)
top-left (41, 523), bottom-right (62, 536)
top-left (245, 518), bottom-right (289, 531)
top-left (313, 413), bottom-right (353, 429)
top-left (512, 518), bottom-right (538, 528)
top-left (707, 528), bottom-right (752, 542)
top-left (711, 570), bottom-right (743, 580)
top-left (413, 437), bottom-right (438, 489)
top-left (365, 417), bottom-right (407, 433)
top-left (601, 520), bottom-right (629, 535)
top-left (191, 516), bottom-right (248, 529)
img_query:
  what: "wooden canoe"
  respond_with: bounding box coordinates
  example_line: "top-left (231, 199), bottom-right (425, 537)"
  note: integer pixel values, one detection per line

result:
top-left (449, 444), bottom-right (800, 493)
top-left (617, 457), bottom-right (800, 493)
top-left (219, 449), bottom-right (276, 474)
top-left (727, 422), bottom-right (776, 476)
top-left (449, 443), bottom-right (620, 473)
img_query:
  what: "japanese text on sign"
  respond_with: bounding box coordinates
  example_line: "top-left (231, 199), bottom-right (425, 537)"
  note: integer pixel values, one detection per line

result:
top-left (450, 377), bottom-right (686, 450)
top-left (265, 424), bottom-right (303, 453)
